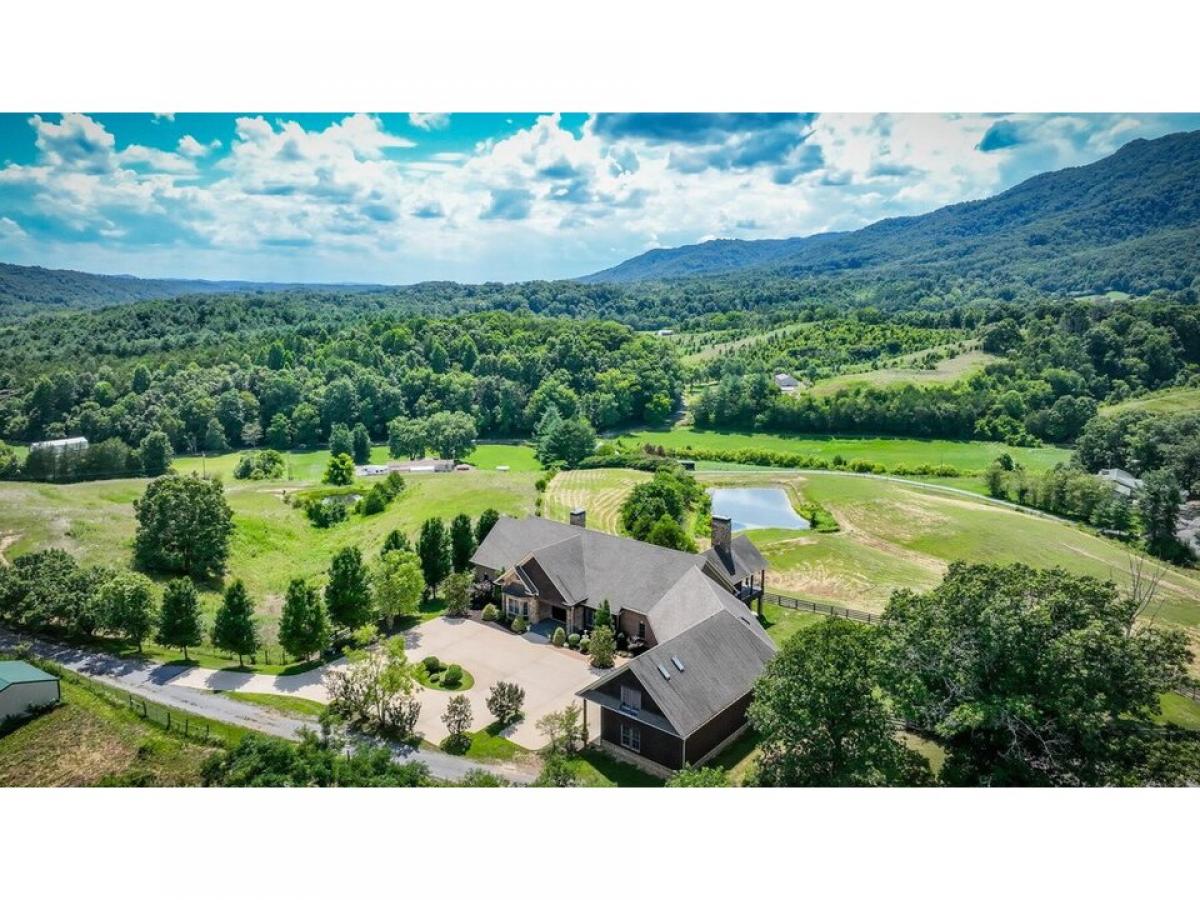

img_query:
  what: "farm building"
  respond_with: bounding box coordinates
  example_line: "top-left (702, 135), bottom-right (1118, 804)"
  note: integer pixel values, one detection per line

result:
top-left (773, 373), bottom-right (800, 393)
top-left (387, 458), bottom-right (454, 473)
top-left (28, 436), bottom-right (88, 454)
top-left (1098, 468), bottom-right (1144, 496)
top-left (0, 661), bottom-right (61, 722)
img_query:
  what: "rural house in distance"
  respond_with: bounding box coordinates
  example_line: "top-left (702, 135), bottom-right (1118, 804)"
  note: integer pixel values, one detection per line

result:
top-left (471, 511), bottom-right (773, 772)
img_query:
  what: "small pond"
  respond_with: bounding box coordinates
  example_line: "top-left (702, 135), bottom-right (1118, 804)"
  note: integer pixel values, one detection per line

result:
top-left (708, 487), bottom-right (810, 531)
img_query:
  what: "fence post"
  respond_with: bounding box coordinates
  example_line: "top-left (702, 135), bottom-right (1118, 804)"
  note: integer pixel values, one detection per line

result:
top-left (166, 709), bottom-right (171, 731)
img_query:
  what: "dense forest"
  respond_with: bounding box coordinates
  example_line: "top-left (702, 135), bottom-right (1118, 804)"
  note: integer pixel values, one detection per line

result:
top-left (0, 310), bottom-right (681, 467)
top-left (693, 297), bottom-right (1200, 445)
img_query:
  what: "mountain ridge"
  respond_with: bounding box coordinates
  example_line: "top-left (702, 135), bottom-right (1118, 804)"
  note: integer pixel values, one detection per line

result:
top-left (582, 129), bottom-right (1200, 289)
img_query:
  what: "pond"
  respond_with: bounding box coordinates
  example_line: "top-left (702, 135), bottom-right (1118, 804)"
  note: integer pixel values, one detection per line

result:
top-left (708, 487), bottom-right (810, 531)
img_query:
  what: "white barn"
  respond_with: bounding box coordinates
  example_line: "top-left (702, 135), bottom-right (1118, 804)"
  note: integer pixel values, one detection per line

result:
top-left (0, 661), bottom-right (61, 722)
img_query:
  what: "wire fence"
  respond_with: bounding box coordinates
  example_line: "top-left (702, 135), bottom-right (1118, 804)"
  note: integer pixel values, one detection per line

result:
top-left (125, 692), bottom-right (212, 741)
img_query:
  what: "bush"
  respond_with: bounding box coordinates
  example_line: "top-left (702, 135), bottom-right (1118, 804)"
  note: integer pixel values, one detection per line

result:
top-left (305, 498), bottom-right (348, 528)
top-left (511, 616), bottom-right (527, 635)
top-left (443, 664), bottom-right (464, 688)
top-left (567, 632), bottom-right (581, 648)
top-left (481, 603), bottom-right (499, 622)
top-left (233, 449), bottom-right (286, 480)
top-left (551, 626), bottom-right (566, 647)
top-left (422, 656), bottom-right (443, 674)
top-left (579, 636), bottom-right (590, 653)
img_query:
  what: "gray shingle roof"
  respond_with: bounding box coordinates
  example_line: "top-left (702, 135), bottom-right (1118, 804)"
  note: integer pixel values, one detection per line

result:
top-left (703, 534), bottom-right (767, 583)
top-left (582, 609), bottom-right (775, 737)
top-left (0, 660), bottom-right (59, 690)
top-left (470, 516), bottom-right (580, 573)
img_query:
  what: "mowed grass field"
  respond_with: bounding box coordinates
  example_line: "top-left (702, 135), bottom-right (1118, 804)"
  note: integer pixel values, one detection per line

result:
top-left (543, 468), bottom-right (650, 533)
top-left (1100, 386), bottom-right (1200, 417)
top-left (807, 348), bottom-right (999, 396)
top-left (619, 425), bottom-right (1071, 472)
top-left (0, 443), bottom-right (540, 662)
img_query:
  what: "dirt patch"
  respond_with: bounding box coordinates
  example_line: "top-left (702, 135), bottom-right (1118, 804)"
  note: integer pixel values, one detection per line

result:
top-left (0, 532), bottom-right (19, 566)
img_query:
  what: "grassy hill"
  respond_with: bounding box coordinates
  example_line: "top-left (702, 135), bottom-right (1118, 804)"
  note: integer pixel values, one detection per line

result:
top-left (585, 129), bottom-right (1200, 296)
top-left (806, 347), bottom-right (999, 396)
top-left (1099, 386), bottom-right (1200, 417)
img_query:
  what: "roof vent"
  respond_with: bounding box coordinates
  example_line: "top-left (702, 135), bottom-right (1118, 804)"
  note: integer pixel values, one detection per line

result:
top-left (671, 655), bottom-right (685, 672)
top-left (656, 663), bottom-right (671, 680)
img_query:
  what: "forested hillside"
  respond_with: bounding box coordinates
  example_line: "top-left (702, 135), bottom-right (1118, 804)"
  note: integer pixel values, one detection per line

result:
top-left (0, 262), bottom-right (385, 318)
top-left (586, 129), bottom-right (1200, 297)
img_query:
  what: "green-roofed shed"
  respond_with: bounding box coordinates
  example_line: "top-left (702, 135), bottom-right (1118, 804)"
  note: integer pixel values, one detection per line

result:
top-left (0, 660), bottom-right (61, 722)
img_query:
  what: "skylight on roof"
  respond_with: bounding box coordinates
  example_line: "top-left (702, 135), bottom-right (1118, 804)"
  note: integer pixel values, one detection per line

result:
top-left (671, 655), bottom-right (685, 672)
top-left (656, 663), bottom-right (671, 680)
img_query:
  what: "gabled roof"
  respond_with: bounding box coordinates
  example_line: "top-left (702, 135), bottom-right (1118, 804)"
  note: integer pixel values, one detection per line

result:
top-left (0, 661), bottom-right (59, 691)
top-left (470, 516), bottom-right (580, 572)
top-left (774, 373), bottom-right (799, 388)
top-left (703, 534), bottom-right (768, 583)
top-left (580, 609), bottom-right (775, 737)
top-left (472, 515), bottom-right (730, 617)
top-left (648, 567), bottom-right (768, 645)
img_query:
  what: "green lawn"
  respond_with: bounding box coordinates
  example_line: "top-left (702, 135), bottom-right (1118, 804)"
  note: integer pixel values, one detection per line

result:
top-left (758, 603), bottom-right (823, 648)
top-left (221, 691), bottom-right (327, 718)
top-left (463, 443), bottom-right (543, 472)
top-left (463, 722), bottom-right (529, 761)
top-left (566, 747), bottom-right (664, 786)
top-left (1100, 387), bottom-right (1200, 418)
top-left (0, 461), bottom-right (539, 668)
top-left (415, 664), bottom-right (475, 692)
top-left (619, 425), bottom-right (1070, 473)
top-left (1156, 692), bottom-right (1200, 730)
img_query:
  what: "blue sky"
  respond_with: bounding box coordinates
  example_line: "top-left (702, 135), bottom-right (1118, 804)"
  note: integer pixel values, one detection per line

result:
top-left (1, 112), bottom-right (1197, 284)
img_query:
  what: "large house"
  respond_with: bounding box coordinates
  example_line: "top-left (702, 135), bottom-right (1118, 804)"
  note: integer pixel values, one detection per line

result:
top-left (470, 510), bottom-right (775, 772)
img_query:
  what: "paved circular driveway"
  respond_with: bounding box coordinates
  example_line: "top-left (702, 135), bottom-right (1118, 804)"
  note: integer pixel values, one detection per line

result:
top-left (402, 617), bottom-right (615, 747)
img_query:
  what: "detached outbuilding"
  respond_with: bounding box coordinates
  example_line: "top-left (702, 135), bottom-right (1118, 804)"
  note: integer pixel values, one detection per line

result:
top-left (0, 661), bottom-right (61, 722)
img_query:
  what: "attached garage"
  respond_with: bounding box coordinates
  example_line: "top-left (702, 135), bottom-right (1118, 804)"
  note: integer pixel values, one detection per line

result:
top-left (0, 661), bottom-right (61, 723)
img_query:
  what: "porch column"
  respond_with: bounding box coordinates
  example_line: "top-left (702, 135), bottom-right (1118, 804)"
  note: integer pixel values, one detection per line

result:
top-left (581, 699), bottom-right (588, 744)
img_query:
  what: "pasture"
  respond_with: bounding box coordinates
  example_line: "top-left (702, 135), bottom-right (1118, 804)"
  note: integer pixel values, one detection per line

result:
top-left (618, 425), bottom-right (1071, 472)
top-left (543, 467), bottom-right (649, 534)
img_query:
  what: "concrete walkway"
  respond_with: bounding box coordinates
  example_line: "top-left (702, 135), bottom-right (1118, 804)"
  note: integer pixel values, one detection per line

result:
top-left (0, 628), bottom-right (536, 784)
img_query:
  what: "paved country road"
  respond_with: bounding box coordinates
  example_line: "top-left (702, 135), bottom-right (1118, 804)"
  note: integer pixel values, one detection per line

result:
top-left (0, 628), bottom-right (537, 785)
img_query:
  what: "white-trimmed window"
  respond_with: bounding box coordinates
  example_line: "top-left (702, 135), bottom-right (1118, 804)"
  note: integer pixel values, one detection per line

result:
top-left (620, 722), bottom-right (641, 753)
top-left (619, 685), bottom-right (642, 712)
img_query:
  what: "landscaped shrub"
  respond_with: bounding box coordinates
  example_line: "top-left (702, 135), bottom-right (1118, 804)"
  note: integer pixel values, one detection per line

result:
top-left (579, 636), bottom-right (590, 653)
top-left (422, 656), bottom-right (443, 674)
top-left (443, 664), bottom-right (464, 688)
top-left (551, 626), bottom-right (566, 647)
top-left (481, 603), bottom-right (499, 622)
top-left (486, 681), bottom-right (526, 725)
top-left (511, 616), bottom-right (527, 635)
top-left (567, 632), bottom-right (581, 648)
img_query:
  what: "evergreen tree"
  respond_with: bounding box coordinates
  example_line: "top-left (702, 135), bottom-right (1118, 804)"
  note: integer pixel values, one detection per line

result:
top-left (156, 577), bottom-right (202, 660)
top-left (594, 598), bottom-right (612, 630)
top-left (417, 517), bottom-right (451, 596)
top-left (131, 364), bottom-right (152, 394)
top-left (589, 625), bottom-right (615, 668)
top-left (449, 513), bottom-right (476, 573)
top-left (278, 578), bottom-right (330, 661)
top-left (203, 417), bottom-right (229, 453)
top-left (324, 546), bottom-right (373, 631)
top-left (212, 579), bottom-right (258, 667)
top-left (474, 508), bottom-right (501, 544)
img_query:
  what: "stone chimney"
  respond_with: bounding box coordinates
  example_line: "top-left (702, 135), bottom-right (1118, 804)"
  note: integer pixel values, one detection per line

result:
top-left (711, 515), bottom-right (732, 553)
top-left (570, 508), bottom-right (587, 528)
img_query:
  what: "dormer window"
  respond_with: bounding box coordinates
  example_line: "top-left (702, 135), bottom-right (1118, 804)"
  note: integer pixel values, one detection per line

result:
top-left (620, 685), bottom-right (642, 712)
